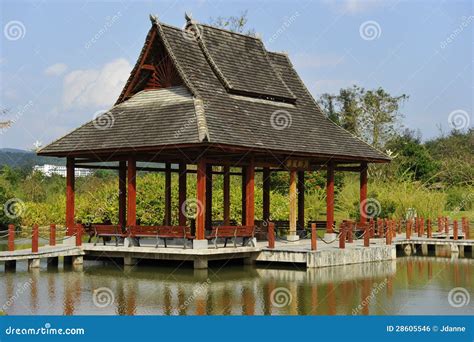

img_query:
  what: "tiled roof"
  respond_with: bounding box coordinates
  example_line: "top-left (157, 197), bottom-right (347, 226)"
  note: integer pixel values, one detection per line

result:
top-left (38, 15), bottom-right (389, 162)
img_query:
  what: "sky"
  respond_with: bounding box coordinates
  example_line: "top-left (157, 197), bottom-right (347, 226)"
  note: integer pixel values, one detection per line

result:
top-left (0, 0), bottom-right (472, 150)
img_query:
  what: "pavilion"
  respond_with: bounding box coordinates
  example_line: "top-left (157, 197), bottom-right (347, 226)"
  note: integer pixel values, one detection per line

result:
top-left (37, 14), bottom-right (390, 249)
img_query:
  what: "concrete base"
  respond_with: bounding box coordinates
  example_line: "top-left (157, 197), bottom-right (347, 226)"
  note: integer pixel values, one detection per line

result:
top-left (306, 246), bottom-right (396, 268)
top-left (323, 233), bottom-right (338, 241)
top-left (421, 244), bottom-right (428, 256)
top-left (28, 258), bottom-right (40, 270)
top-left (194, 257), bottom-right (208, 269)
top-left (193, 240), bottom-right (209, 250)
top-left (72, 256), bottom-right (83, 266)
top-left (286, 234), bottom-right (300, 242)
top-left (123, 256), bottom-right (138, 266)
top-left (124, 237), bottom-right (139, 247)
top-left (5, 260), bottom-right (16, 272)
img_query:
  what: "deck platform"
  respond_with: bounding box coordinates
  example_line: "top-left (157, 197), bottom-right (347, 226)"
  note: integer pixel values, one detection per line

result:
top-left (1, 233), bottom-right (472, 270)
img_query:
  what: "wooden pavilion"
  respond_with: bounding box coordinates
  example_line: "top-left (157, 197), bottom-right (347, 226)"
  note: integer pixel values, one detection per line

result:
top-left (37, 14), bottom-right (390, 249)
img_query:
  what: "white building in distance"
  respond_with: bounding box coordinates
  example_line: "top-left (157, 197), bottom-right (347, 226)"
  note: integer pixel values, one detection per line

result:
top-left (33, 164), bottom-right (93, 177)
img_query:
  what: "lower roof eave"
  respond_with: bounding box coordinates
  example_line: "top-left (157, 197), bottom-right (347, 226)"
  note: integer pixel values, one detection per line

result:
top-left (37, 142), bottom-right (391, 164)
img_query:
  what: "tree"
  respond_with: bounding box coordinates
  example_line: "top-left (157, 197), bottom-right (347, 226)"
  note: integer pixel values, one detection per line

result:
top-left (208, 10), bottom-right (256, 36)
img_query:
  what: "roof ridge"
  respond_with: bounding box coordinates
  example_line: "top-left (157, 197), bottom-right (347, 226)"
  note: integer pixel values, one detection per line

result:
top-left (277, 53), bottom-right (390, 161)
top-left (197, 23), bottom-right (261, 40)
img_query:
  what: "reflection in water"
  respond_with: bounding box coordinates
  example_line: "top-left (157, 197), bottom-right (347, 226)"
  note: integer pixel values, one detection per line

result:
top-left (0, 257), bottom-right (473, 315)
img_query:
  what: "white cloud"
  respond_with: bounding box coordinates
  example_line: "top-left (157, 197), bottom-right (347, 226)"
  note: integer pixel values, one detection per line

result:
top-left (62, 58), bottom-right (131, 109)
top-left (44, 63), bottom-right (68, 76)
top-left (292, 53), bottom-right (345, 69)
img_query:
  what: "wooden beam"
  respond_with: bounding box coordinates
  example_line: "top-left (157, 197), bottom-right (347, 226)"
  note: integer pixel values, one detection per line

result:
top-left (118, 161), bottom-right (127, 230)
top-left (262, 167), bottom-right (271, 222)
top-left (360, 162), bottom-right (368, 224)
top-left (223, 166), bottom-right (230, 225)
top-left (66, 157), bottom-right (75, 236)
top-left (178, 163), bottom-right (187, 226)
top-left (245, 160), bottom-right (255, 226)
top-left (196, 159), bottom-right (206, 240)
top-left (241, 167), bottom-right (247, 225)
top-left (164, 163), bottom-right (172, 226)
top-left (205, 164), bottom-right (213, 230)
top-left (297, 170), bottom-right (305, 230)
top-left (326, 161), bottom-right (335, 233)
top-left (127, 157), bottom-right (137, 227)
top-left (289, 170), bottom-right (297, 236)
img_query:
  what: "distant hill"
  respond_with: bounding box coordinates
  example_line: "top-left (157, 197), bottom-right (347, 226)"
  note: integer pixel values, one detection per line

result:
top-left (0, 148), bottom-right (64, 169)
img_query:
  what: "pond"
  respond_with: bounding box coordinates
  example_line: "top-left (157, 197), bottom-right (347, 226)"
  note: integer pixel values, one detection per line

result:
top-left (1, 244), bottom-right (472, 315)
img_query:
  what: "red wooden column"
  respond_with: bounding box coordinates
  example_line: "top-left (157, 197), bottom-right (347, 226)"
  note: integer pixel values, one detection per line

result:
top-left (262, 167), bottom-right (271, 223)
top-left (178, 163), bottom-right (187, 226)
top-left (289, 169), bottom-right (298, 239)
top-left (118, 161), bottom-right (127, 230)
top-left (326, 161), bottom-right (335, 233)
top-left (50, 224), bottom-right (56, 246)
top-left (127, 156), bottom-right (137, 227)
top-left (297, 171), bottom-right (305, 231)
top-left (223, 165), bottom-right (230, 225)
top-left (359, 162), bottom-right (368, 224)
top-left (241, 167), bottom-right (247, 225)
top-left (196, 159), bottom-right (207, 241)
top-left (66, 157), bottom-right (75, 236)
top-left (245, 160), bottom-right (255, 226)
top-left (164, 163), bottom-right (172, 226)
top-left (32, 224), bottom-right (39, 253)
top-left (8, 224), bottom-right (15, 251)
top-left (205, 164), bottom-right (213, 230)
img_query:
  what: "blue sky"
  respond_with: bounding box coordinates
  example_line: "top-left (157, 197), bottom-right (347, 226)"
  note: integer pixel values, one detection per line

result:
top-left (0, 0), bottom-right (472, 150)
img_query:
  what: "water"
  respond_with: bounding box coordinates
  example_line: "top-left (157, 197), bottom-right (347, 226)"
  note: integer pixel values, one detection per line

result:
top-left (1, 252), bottom-right (472, 315)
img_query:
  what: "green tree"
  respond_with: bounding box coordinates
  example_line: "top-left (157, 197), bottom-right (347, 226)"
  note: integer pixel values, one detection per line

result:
top-left (208, 10), bottom-right (256, 36)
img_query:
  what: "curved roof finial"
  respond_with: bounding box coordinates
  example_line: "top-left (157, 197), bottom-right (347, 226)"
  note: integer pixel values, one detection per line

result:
top-left (149, 14), bottom-right (158, 24)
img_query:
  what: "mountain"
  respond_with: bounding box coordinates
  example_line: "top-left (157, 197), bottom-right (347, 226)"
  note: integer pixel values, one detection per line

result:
top-left (0, 148), bottom-right (64, 169)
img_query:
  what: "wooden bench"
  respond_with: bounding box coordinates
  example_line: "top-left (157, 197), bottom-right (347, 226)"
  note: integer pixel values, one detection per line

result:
top-left (91, 225), bottom-right (126, 246)
top-left (128, 225), bottom-right (193, 248)
top-left (206, 225), bottom-right (255, 248)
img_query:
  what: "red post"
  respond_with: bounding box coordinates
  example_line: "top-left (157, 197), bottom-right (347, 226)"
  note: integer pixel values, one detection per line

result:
top-left (444, 217), bottom-right (449, 235)
top-left (369, 218), bottom-right (375, 238)
top-left (347, 222), bottom-right (354, 243)
top-left (386, 223), bottom-right (392, 245)
top-left (339, 223), bottom-right (345, 249)
top-left (223, 165), bottom-right (230, 226)
top-left (50, 224), bottom-right (56, 246)
top-left (76, 225), bottom-right (82, 246)
top-left (359, 162), bottom-right (368, 224)
top-left (364, 223), bottom-right (370, 247)
top-left (205, 164), bottom-right (213, 230)
top-left (196, 159), bottom-right (206, 240)
top-left (245, 160), bottom-right (255, 227)
top-left (268, 222), bottom-right (275, 249)
top-left (66, 157), bottom-right (75, 236)
top-left (437, 217), bottom-right (443, 233)
top-left (8, 224), bottom-right (15, 252)
top-left (297, 171), bottom-right (305, 231)
top-left (164, 162), bottom-right (172, 226)
top-left (118, 161), bottom-right (127, 230)
top-left (453, 220), bottom-right (458, 240)
top-left (311, 223), bottom-right (317, 250)
top-left (178, 163), bottom-right (187, 226)
top-left (377, 219), bottom-right (383, 238)
top-left (397, 219), bottom-right (402, 234)
top-left (406, 220), bottom-right (411, 239)
top-left (32, 224), bottom-right (39, 253)
top-left (262, 167), bottom-right (271, 223)
top-left (427, 219), bottom-right (432, 238)
top-left (127, 156), bottom-right (137, 227)
top-left (326, 161), bottom-right (335, 233)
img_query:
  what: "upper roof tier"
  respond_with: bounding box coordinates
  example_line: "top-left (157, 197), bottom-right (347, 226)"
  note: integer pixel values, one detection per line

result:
top-left (38, 14), bottom-right (389, 163)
